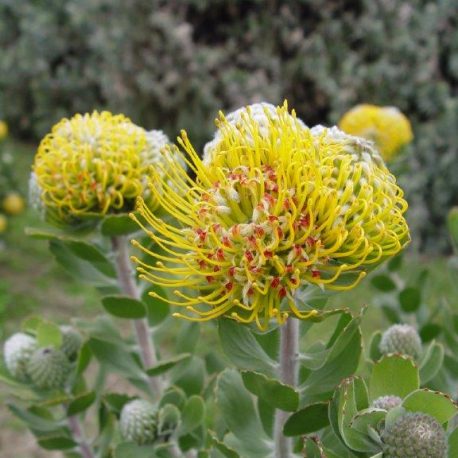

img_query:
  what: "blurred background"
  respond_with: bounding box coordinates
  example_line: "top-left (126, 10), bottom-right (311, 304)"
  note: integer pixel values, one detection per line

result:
top-left (0, 0), bottom-right (457, 455)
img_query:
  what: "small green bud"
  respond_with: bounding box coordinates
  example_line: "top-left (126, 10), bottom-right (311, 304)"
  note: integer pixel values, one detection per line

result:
top-left (120, 399), bottom-right (158, 445)
top-left (382, 412), bottom-right (447, 458)
top-left (28, 347), bottom-right (71, 390)
top-left (371, 395), bottom-right (402, 410)
top-left (157, 404), bottom-right (181, 439)
top-left (379, 324), bottom-right (422, 359)
top-left (60, 326), bottom-right (82, 361)
top-left (3, 333), bottom-right (37, 382)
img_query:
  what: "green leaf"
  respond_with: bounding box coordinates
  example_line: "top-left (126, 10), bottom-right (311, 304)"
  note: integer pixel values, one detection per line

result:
top-left (37, 321), bottom-right (62, 348)
top-left (146, 353), bottom-right (191, 377)
top-left (253, 328), bottom-right (279, 360)
top-left (448, 427), bottom-right (458, 458)
top-left (300, 316), bottom-right (362, 403)
top-left (283, 402), bottom-right (329, 436)
top-left (101, 295), bottom-right (146, 319)
top-left (419, 341), bottom-right (444, 384)
top-left (179, 395), bottom-right (205, 435)
top-left (257, 398), bottom-right (275, 437)
top-left (399, 287), bottom-right (421, 313)
top-left (175, 322), bottom-right (200, 354)
top-left (216, 369), bottom-right (273, 455)
top-left (387, 254), bottom-right (403, 272)
top-left (371, 275), bottom-right (397, 292)
top-left (209, 432), bottom-right (240, 458)
top-left (38, 435), bottom-right (77, 450)
top-left (76, 342), bottom-right (92, 376)
top-left (114, 442), bottom-right (157, 458)
top-left (67, 391), bottom-right (96, 416)
top-left (218, 319), bottom-right (277, 377)
top-left (241, 370), bottom-right (299, 412)
top-left (65, 241), bottom-right (116, 278)
top-left (369, 331), bottom-right (382, 362)
top-left (369, 355), bottom-right (419, 402)
top-left (171, 355), bottom-right (206, 396)
top-left (351, 408), bottom-right (386, 434)
top-left (380, 305), bottom-right (401, 324)
top-left (88, 338), bottom-right (146, 381)
top-left (447, 207), bottom-right (458, 251)
top-left (159, 386), bottom-right (186, 410)
top-left (7, 403), bottom-right (61, 432)
top-left (21, 315), bottom-right (44, 333)
top-left (101, 214), bottom-right (140, 236)
top-left (419, 323), bottom-right (441, 342)
top-left (142, 286), bottom-right (169, 327)
top-left (49, 239), bottom-right (114, 287)
top-left (103, 393), bottom-right (136, 414)
top-left (333, 377), bottom-right (380, 453)
top-left (303, 436), bottom-right (326, 458)
top-left (402, 389), bottom-right (458, 424)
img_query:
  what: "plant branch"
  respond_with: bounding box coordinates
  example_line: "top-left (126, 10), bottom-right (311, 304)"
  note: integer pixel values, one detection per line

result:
top-left (111, 236), bottom-right (162, 394)
top-left (274, 317), bottom-right (299, 458)
top-left (68, 414), bottom-right (95, 458)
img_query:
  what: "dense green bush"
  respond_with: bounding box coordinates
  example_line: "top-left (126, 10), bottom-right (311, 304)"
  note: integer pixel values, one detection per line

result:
top-left (0, 0), bottom-right (457, 250)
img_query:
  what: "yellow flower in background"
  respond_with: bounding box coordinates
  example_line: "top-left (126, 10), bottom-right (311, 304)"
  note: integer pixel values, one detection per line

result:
top-left (33, 111), bottom-right (178, 225)
top-left (339, 104), bottom-right (413, 161)
top-left (2, 192), bottom-right (25, 215)
top-left (131, 103), bottom-right (410, 330)
top-left (0, 214), bottom-right (7, 233)
top-left (0, 121), bottom-right (8, 140)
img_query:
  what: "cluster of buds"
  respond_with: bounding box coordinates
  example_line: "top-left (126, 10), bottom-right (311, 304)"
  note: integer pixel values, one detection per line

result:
top-left (3, 326), bottom-right (82, 390)
top-left (119, 399), bottom-right (180, 446)
top-left (379, 324), bottom-right (422, 359)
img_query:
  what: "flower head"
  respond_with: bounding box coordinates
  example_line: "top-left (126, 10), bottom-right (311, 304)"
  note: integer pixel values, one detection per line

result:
top-left (371, 395), bottom-right (402, 411)
top-left (379, 324), bottom-right (422, 359)
top-left (338, 104), bottom-right (413, 161)
top-left (120, 399), bottom-right (158, 445)
top-left (33, 111), bottom-right (178, 225)
top-left (0, 120), bottom-right (8, 140)
top-left (132, 103), bottom-right (409, 330)
top-left (382, 412), bottom-right (447, 458)
top-left (3, 332), bottom-right (37, 382)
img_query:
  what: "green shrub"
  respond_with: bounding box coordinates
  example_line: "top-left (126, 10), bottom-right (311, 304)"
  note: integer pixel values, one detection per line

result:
top-left (0, 0), bottom-right (457, 249)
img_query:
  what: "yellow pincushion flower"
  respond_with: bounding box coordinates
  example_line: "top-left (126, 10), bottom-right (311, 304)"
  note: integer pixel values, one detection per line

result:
top-left (339, 104), bottom-right (413, 161)
top-left (131, 103), bottom-right (409, 330)
top-left (33, 111), bottom-right (177, 225)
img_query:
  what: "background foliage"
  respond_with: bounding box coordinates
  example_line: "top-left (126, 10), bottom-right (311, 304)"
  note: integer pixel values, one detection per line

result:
top-left (0, 0), bottom-right (457, 247)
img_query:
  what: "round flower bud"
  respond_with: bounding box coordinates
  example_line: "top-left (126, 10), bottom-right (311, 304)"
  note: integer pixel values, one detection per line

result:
top-left (60, 326), bottom-right (83, 361)
top-left (28, 347), bottom-right (71, 390)
top-left (2, 192), bottom-right (25, 216)
top-left (382, 412), bottom-right (447, 458)
top-left (338, 104), bottom-right (413, 162)
top-left (157, 404), bottom-right (181, 439)
top-left (203, 102), bottom-right (307, 165)
top-left (379, 324), bottom-right (422, 359)
top-left (3, 333), bottom-right (37, 382)
top-left (371, 395), bottom-right (402, 410)
top-left (119, 399), bottom-right (158, 445)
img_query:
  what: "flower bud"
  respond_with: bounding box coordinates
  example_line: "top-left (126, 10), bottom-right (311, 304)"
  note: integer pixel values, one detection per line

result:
top-left (119, 399), bottom-right (158, 445)
top-left (3, 333), bottom-right (37, 382)
top-left (379, 324), bottom-right (422, 359)
top-left (382, 412), bottom-right (447, 458)
top-left (371, 395), bottom-right (402, 410)
top-left (28, 347), bottom-right (71, 390)
top-left (60, 326), bottom-right (83, 361)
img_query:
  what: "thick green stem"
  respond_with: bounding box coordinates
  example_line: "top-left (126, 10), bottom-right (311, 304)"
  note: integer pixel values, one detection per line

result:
top-left (274, 317), bottom-right (299, 458)
top-left (111, 236), bottom-right (162, 394)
